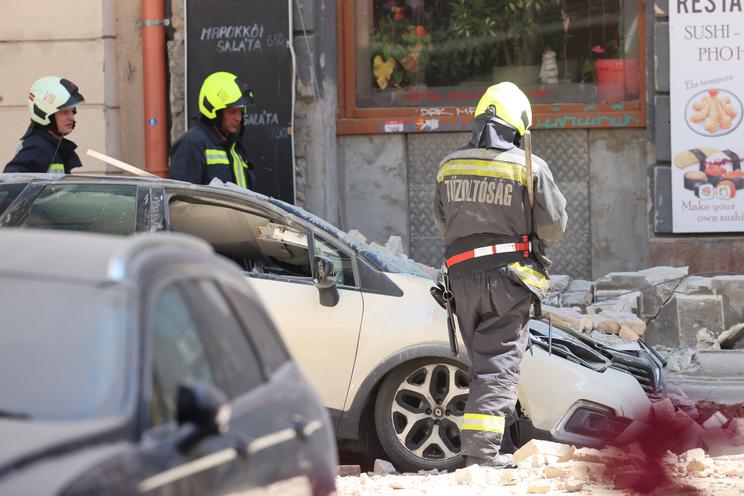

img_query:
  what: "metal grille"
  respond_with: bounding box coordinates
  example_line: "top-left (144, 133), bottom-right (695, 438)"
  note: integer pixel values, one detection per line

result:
top-left (405, 130), bottom-right (592, 279)
top-left (407, 133), bottom-right (469, 268)
top-left (532, 130), bottom-right (591, 280)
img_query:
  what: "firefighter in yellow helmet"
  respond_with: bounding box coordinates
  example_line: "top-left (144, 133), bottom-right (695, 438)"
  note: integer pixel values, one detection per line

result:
top-left (4, 76), bottom-right (85, 174)
top-left (433, 82), bottom-right (567, 468)
top-left (169, 71), bottom-right (256, 188)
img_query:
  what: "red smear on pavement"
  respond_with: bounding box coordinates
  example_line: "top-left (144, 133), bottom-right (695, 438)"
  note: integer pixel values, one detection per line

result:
top-left (587, 397), bottom-right (712, 495)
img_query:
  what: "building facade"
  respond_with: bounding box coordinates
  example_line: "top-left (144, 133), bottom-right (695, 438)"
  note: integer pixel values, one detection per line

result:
top-left (1, 0), bottom-right (741, 278)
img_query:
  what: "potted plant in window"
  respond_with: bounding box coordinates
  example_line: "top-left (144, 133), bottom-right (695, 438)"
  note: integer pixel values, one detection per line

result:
top-left (371, 5), bottom-right (432, 89)
top-left (583, 39), bottom-right (639, 101)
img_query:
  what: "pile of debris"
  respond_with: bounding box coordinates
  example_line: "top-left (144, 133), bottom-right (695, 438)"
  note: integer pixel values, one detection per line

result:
top-left (538, 267), bottom-right (744, 357)
top-left (347, 233), bottom-right (744, 357)
top-left (336, 398), bottom-right (744, 495)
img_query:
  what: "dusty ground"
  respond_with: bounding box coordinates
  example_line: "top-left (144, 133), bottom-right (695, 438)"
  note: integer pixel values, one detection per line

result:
top-left (336, 458), bottom-right (744, 496)
top-left (336, 469), bottom-right (744, 496)
top-left (336, 444), bottom-right (744, 496)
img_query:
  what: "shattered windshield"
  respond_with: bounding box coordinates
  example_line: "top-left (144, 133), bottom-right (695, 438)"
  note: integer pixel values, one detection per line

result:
top-left (267, 197), bottom-right (432, 279)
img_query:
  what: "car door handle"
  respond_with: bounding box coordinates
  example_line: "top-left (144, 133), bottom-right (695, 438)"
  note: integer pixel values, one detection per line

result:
top-left (292, 416), bottom-right (309, 441)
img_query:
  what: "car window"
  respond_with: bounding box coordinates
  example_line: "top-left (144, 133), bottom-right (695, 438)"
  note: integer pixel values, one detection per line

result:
top-left (187, 280), bottom-right (264, 397)
top-left (0, 278), bottom-right (129, 421)
top-left (168, 197), bottom-right (312, 280)
top-left (15, 184), bottom-right (137, 235)
top-left (149, 284), bottom-right (216, 425)
top-left (314, 234), bottom-right (356, 286)
top-left (224, 284), bottom-right (290, 374)
top-left (0, 183), bottom-right (25, 216)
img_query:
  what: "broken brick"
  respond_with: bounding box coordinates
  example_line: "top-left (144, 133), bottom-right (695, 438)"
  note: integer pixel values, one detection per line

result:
top-left (513, 439), bottom-right (574, 465)
top-left (702, 410), bottom-right (728, 430)
top-left (337, 465), bottom-right (361, 477)
top-left (652, 397), bottom-right (675, 420)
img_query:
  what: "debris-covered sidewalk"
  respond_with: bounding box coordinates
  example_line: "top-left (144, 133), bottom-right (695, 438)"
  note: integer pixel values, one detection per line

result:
top-left (337, 439), bottom-right (744, 495)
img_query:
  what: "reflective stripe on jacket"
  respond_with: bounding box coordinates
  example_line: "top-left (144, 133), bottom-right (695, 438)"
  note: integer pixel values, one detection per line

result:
top-left (433, 145), bottom-right (566, 297)
top-left (169, 121), bottom-right (253, 188)
top-left (3, 124), bottom-right (82, 174)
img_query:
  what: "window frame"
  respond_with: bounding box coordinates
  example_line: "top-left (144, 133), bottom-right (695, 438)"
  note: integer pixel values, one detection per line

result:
top-left (336, 0), bottom-right (647, 134)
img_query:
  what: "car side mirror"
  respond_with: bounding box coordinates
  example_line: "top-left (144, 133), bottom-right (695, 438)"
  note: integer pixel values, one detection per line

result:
top-left (176, 380), bottom-right (231, 451)
top-left (313, 255), bottom-right (339, 307)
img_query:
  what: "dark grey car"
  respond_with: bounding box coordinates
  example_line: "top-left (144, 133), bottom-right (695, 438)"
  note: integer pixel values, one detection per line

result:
top-left (0, 229), bottom-right (337, 495)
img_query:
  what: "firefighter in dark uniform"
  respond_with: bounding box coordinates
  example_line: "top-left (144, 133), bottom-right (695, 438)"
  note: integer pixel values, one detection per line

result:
top-left (170, 71), bottom-right (255, 189)
top-left (4, 76), bottom-right (85, 174)
top-left (433, 82), bottom-right (567, 468)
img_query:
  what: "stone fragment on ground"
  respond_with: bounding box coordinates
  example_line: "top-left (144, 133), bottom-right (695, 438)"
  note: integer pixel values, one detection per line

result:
top-left (513, 439), bottom-right (575, 464)
top-left (373, 458), bottom-right (396, 475)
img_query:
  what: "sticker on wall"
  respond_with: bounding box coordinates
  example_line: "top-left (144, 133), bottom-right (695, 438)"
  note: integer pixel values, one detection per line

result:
top-left (383, 120), bottom-right (405, 133)
top-left (416, 118), bottom-right (439, 131)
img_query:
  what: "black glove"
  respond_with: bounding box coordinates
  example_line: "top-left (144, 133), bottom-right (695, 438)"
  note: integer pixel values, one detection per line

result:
top-left (530, 235), bottom-right (553, 268)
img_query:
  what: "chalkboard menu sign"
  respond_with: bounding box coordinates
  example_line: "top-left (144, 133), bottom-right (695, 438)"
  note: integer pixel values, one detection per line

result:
top-left (186, 0), bottom-right (294, 202)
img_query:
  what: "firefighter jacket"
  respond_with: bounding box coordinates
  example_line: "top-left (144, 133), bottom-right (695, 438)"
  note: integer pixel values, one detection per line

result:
top-left (433, 144), bottom-right (567, 298)
top-left (4, 124), bottom-right (82, 174)
top-left (169, 121), bottom-right (254, 189)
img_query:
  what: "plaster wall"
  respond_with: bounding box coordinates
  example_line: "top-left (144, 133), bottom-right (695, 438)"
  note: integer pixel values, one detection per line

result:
top-left (0, 0), bottom-right (131, 173)
top-left (337, 135), bottom-right (409, 247)
top-left (589, 128), bottom-right (653, 278)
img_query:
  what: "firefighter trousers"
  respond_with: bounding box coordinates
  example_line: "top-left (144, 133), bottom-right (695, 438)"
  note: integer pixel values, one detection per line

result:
top-left (450, 266), bottom-right (533, 460)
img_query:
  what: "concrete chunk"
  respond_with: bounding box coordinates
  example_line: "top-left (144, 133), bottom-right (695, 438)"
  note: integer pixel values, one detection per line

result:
top-left (711, 276), bottom-right (744, 329)
top-left (550, 274), bottom-right (571, 292)
top-left (561, 279), bottom-right (593, 308)
top-left (700, 428), bottom-right (744, 457)
top-left (696, 328), bottom-right (721, 350)
top-left (373, 458), bottom-right (396, 475)
top-left (677, 276), bottom-right (714, 295)
top-left (702, 411), bottom-right (728, 430)
top-left (727, 418), bottom-right (744, 436)
top-left (678, 422), bottom-right (705, 452)
top-left (589, 290), bottom-right (641, 315)
top-left (563, 478), bottom-right (585, 492)
top-left (652, 397), bottom-right (675, 419)
top-left (646, 294), bottom-right (725, 347)
top-left (513, 439), bottom-right (574, 464)
top-left (594, 267), bottom-right (687, 319)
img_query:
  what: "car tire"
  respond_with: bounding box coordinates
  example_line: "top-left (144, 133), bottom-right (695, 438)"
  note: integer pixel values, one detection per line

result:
top-left (374, 358), bottom-right (470, 472)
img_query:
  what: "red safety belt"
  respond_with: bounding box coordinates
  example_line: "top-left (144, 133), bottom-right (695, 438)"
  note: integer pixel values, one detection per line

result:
top-left (446, 235), bottom-right (530, 269)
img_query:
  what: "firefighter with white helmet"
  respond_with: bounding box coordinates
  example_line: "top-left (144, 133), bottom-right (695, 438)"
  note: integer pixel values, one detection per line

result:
top-left (169, 71), bottom-right (256, 188)
top-left (433, 82), bottom-right (567, 468)
top-left (4, 76), bottom-right (85, 174)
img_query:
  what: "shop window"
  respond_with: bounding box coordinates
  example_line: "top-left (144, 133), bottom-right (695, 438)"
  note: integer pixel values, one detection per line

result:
top-left (339, 0), bottom-right (646, 133)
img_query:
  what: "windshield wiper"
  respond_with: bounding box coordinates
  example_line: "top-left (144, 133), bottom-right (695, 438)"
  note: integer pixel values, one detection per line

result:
top-left (0, 409), bottom-right (31, 420)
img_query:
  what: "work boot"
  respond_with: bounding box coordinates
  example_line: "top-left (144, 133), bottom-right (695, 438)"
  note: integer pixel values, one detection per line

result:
top-left (464, 453), bottom-right (514, 468)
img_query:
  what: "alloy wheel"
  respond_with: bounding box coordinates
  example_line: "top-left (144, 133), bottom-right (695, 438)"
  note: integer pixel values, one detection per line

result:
top-left (389, 363), bottom-right (469, 461)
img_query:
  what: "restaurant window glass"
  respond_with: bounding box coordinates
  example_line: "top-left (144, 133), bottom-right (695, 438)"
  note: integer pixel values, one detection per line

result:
top-left (354, 0), bottom-right (641, 108)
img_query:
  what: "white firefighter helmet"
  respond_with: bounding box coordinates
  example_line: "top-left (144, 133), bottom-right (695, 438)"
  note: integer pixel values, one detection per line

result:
top-left (27, 76), bottom-right (84, 126)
